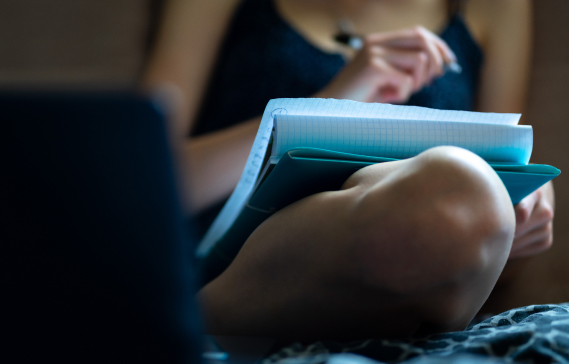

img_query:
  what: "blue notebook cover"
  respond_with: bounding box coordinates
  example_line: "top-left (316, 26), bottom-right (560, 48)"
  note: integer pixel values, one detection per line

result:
top-left (196, 99), bottom-right (560, 284)
top-left (198, 147), bottom-right (559, 283)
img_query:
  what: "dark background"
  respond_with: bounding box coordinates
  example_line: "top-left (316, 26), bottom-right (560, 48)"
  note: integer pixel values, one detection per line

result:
top-left (1, 0), bottom-right (567, 307)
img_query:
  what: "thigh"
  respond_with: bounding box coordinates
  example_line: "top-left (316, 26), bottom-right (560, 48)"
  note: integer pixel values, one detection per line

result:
top-left (200, 147), bottom-right (515, 340)
top-left (200, 158), bottom-right (409, 339)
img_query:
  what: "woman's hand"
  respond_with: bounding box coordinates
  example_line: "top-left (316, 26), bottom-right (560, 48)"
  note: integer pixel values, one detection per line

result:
top-left (317, 26), bottom-right (457, 104)
top-left (509, 181), bottom-right (555, 259)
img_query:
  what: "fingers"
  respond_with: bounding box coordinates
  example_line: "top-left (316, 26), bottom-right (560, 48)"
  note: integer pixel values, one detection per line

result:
top-left (335, 45), bottom-right (415, 103)
top-left (369, 57), bottom-right (414, 103)
top-left (509, 222), bottom-right (553, 259)
top-left (514, 188), bottom-right (541, 227)
top-left (509, 188), bottom-right (555, 259)
top-left (514, 189), bottom-right (554, 237)
top-left (365, 26), bottom-right (456, 80)
top-left (366, 26), bottom-right (456, 63)
top-left (378, 48), bottom-right (430, 91)
top-left (319, 26), bottom-right (457, 103)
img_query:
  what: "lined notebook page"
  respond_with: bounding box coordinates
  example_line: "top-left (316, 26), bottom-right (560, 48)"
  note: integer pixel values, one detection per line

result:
top-left (197, 98), bottom-right (524, 257)
top-left (273, 115), bottom-right (533, 164)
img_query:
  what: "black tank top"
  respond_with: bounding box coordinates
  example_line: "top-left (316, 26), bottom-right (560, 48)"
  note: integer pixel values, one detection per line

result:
top-left (193, 0), bottom-right (484, 235)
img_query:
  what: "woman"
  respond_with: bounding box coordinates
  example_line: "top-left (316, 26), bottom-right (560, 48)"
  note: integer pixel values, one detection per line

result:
top-left (144, 0), bottom-right (554, 339)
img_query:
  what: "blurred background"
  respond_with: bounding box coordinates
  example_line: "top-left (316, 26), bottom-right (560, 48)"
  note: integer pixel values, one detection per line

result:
top-left (1, 0), bottom-right (567, 304)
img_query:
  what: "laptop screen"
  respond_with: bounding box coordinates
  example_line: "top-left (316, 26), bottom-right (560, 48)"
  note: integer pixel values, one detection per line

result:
top-left (2, 91), bottom-right (202, 363)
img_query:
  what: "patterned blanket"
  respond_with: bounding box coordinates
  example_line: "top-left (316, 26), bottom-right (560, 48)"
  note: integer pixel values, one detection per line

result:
top-left (264, 304), bottom-right (569, 364)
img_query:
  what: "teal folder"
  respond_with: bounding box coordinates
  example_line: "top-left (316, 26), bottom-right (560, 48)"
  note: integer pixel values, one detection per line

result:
top-left (198, 147), bottom-right (560, 283)
top-left (197, 98), bottom-right (562, 284)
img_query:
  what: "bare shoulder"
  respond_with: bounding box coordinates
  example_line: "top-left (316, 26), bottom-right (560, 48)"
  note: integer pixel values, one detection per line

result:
top-left (464, 0), bottom-right (532, 49)
top-left (144, 0), bottom-right (244, 128)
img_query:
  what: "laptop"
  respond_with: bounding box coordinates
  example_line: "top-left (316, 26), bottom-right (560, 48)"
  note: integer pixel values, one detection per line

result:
top-left (2, 91), bottom-right (203, 362)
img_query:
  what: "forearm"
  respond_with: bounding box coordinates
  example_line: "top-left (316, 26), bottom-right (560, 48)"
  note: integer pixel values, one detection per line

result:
top-left (183, 117), bottom-right (261, 212)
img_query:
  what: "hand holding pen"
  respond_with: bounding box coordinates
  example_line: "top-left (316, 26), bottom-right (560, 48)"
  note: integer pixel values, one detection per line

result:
top-left (316, 26), bottom-right (461, 104)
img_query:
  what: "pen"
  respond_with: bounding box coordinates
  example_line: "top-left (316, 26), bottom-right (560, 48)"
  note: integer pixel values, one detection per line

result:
top-left (333, 32), bottom-right (462, 74)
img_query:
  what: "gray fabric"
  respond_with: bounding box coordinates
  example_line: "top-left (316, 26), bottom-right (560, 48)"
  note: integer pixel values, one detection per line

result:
top-left (264, 304), bottom-right (569, 364)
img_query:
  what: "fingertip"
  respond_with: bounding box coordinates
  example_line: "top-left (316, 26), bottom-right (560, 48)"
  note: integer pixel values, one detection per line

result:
top-left (515, 203), bottom-right (531, 225)
top-left (438, 42), bottom-right (457, 63)
top-left (539, 193), bottom-right (555, 221)
top-left (515, 190), bottom-right (540, 224)
top-left (448, 49), bottom-right (458, 63)
top-left (542, 235), bottom-right (554, 251)
top-left (541, 204), bottom-right (555, 222)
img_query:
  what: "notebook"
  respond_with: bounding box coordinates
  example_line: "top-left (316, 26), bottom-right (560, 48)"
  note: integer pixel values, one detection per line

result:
top-left (196, 98), bottom-right (560, 283)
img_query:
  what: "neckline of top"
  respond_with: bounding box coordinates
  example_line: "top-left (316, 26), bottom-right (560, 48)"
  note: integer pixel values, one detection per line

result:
top-left (265, 0), bottom-right (479, 59)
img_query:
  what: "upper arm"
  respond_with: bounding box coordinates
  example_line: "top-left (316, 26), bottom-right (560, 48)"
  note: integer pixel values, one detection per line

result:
top-left (143, 0), bottom-right (242, 132)
top-left (466, 0), bottom-right (533, 114)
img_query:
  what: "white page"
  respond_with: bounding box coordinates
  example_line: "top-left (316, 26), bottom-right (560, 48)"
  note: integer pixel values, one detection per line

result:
top-left (196, 99), bottom-right (523, 257)
top-left (267, 98), bottom-right (521, 124)
top-left (273, 115), bottom-right (533, 164)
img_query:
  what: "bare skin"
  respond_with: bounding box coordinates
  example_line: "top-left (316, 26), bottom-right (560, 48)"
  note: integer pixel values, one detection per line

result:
top-left (145, 1), bottom-right (549, 260)
top-left (144, 0), bottom-right (535, 210)
top-left (145, 0), bottom-right (557, 336)
top-left (199, 147), bottom-right (516, 340)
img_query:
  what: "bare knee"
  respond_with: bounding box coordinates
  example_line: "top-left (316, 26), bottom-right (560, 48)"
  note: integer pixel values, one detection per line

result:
top-left (349, 146), bottom-right (516, 331)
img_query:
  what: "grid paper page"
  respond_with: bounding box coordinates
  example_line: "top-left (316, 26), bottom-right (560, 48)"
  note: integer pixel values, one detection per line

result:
top-left (268, 98), bottom-right (521, 125)
top-left (273, 115), bottom-right (533, 164)
top-left (197, 98), bottom-right (524, 257)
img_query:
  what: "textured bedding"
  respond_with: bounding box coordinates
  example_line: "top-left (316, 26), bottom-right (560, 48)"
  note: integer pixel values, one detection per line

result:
top-left (264, 304), bottom-right (569, 364)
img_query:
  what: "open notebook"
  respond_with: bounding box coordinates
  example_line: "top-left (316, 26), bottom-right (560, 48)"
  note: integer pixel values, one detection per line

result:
top-left (272, 114), bottom-right (532, 164)
top-left (196, 98), bottom-right (559, 283)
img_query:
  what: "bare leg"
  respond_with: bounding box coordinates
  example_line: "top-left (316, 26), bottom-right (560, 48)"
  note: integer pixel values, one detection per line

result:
top-left (199, 146), bottom-right (516, 340)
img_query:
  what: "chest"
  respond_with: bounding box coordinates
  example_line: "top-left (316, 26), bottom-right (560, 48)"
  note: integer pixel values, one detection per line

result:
top-left (274, 0), bottom-right (450, 57)
top-left (194, 0), bottom-right (484, 135)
